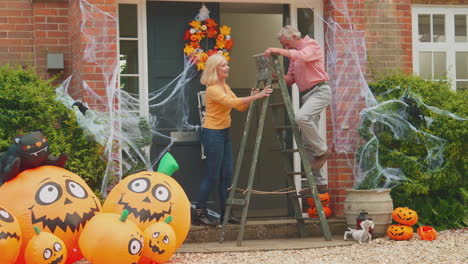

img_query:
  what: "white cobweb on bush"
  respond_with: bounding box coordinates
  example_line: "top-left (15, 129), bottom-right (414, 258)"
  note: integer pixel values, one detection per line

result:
top-left (54, 0), bottom-right (465, 196)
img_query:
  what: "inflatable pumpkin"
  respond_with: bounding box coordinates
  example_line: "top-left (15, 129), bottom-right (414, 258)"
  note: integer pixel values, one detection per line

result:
top-left (307, 191), bottom-right (330, 207)
top-left (0, 206), bottom-right (22, 263)
top-left (392, 207), bottom-right (418, 226)
top-left (0, 166), bottom-right (101, 264)
top-left (25, 226), bottom-right (67, 264)
top-left (417, 226), bottom-right (437, 241)
top-left (103, 153), bottom-right (190, 249)
top-left (139, 216), bottom-right (177, 264)
top-left (307, 206), bottom-right (332, 218)
top-left (387, 224), bottom-right (414, 240)
top-left (79, 210), bottom-right (144, 264)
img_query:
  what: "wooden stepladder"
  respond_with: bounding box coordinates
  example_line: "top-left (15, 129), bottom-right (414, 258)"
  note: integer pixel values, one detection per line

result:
top-left (219, 54), bottom-right (332, 246)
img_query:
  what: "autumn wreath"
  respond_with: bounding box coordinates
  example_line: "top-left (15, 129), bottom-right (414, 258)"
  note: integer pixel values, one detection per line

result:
top-left (183, 18), bottom-right (233, 71)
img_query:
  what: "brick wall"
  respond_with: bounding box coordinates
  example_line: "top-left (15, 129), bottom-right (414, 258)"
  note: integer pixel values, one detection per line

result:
top-left (412, 0), bottom-right (468, 4)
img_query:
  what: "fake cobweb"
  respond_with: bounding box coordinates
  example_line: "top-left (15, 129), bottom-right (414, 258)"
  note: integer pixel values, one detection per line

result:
top-left (55, 0), bottom-right (465, 197)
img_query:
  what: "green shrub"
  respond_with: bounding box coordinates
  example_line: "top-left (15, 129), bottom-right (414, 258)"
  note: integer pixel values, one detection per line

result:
top-left (0, 65), bottom-right (106, 191)
top-left (366, 73), bottom-right (467, 230)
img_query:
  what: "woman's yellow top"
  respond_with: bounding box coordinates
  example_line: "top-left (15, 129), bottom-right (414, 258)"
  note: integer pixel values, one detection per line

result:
top-left (203, 84), bottom-right (248, 129)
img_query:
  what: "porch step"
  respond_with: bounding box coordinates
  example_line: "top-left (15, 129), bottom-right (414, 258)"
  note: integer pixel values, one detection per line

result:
top-left (185, 217), bottom-right (347, 243)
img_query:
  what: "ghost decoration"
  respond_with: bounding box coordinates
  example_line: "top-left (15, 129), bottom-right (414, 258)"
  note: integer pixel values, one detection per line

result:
top-left (0, 206), bottom-right (22, 263)
top-left (0, 166), bottom-right (101, 264)
top-left (102, 152), bottom-right (190, 249)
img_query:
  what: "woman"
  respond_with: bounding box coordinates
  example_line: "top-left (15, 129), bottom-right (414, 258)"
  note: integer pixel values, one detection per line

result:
top-left (193, 54), bottom-right (273, 226)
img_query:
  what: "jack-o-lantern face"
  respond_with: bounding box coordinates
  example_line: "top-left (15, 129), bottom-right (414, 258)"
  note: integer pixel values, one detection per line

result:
top-left (103, 171), bottom-right (190, 249)
top-left (307, 192), bottom-right (330, 207)
top-left (307, 206), bottom-right (332, 218)
top-left (0, 166), bottom-right (101, 264)
top-left (0, 206), bottom-right (22, 263)
top-left (79, 211), bottom-right (144, 264)
top-left (24, 227), bottom-right (67, 264)
top-left (392, 207), bottom-right (418, 226)
top-left (140, 217), bottom-right (176, 264)
top-left (387, 224), bottom-right (414, 240)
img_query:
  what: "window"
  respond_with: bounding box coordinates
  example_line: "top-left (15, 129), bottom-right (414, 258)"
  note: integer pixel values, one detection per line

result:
top-left (413, 6), bottom-right (468, 91)
top-left (118, 0), bottom-right (148, 114)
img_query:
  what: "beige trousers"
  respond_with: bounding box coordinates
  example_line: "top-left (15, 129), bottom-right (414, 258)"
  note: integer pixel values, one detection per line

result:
top-left (295, 83), bottom-right (331, 185)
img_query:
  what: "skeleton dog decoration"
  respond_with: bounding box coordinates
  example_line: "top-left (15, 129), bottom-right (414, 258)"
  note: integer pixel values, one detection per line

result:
top-left (344, 219), bottom-right (375, 244)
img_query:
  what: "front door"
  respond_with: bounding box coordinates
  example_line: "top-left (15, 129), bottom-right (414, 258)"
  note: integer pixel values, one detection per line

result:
top-left (147, 1), bottom-right (220, 207)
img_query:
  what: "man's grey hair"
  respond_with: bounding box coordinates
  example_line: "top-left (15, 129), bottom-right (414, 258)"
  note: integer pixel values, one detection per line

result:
top-left (277, 25), bottom-right (302, 40)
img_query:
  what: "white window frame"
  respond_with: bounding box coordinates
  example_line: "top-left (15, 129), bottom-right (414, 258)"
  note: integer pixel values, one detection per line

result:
top-left (412, 5), bottom-right (468, 90)
top-left (118, 0), bottom-right (149, 116)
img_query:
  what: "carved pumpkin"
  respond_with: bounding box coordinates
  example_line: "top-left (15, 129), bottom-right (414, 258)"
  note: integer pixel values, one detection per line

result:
top-left (387, 224), bottom-right (414, 240)
top-left (392, 207), bottom-right (418, 226)
top-left (25, 226), bottom-right (67, 264)
top-left (139, 216), bottom-right (176, 264)
top-left (417, 226), bottom-right (437, 241)
top-left (79, 210), bottom-right (144, 264)
top-left (0, 166), bottom-right (101, 264)
top-left (0, 206), bottom-right (22, 263)
top-left (307, 192), bottom-right (330, 207)
top-left (103, 171), bottom-right (190, 249)
top-left (307, 206), bottom-right (332, 218)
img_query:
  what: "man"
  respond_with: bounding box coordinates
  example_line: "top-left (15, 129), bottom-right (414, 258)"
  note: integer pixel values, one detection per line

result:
top-left (265, 25), bottom-right (332, 195)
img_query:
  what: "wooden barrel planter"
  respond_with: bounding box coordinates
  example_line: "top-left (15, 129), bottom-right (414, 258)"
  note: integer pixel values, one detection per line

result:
top-left (344, 189), bottom-right (393, 237)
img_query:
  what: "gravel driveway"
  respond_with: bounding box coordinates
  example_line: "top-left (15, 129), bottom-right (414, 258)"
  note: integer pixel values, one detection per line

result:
top-left (169, 228), bottom-right (467, 264)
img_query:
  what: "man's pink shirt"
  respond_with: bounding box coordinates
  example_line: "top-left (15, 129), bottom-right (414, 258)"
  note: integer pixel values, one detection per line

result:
top-left (287, 36), bottom-right (329, 93)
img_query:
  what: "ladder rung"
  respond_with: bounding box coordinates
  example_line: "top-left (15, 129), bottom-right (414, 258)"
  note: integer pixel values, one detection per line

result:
top-left (226, 198), bottom-right (247, 206)
top-left (287, 171), bottom-right (305, 176)
top-left (281, 148), bottom-right (299, 153)
top-left (269, 102), bottom-right (285, 108)
top-left (291, 193), bottom-right (315, 199)
top-left (297, 216), bottom-right (321, 221)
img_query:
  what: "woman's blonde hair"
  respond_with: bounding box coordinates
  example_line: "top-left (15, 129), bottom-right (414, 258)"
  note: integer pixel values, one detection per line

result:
top-left (200, 54), bottom-right (226, 86)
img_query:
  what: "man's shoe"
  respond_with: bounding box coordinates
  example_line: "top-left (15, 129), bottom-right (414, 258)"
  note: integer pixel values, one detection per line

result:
top-left (311, 146), bottom-right (333, 170)
top-left (193, 207), bottom-right (217, 227)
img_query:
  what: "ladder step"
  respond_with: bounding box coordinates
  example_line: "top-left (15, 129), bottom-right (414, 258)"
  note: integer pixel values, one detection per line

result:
top-left (287, 171), bottom-right (305, 176)
top-left (226, 198), bottom-right (247, 206)
top-left (269, 102), bottom-right (285, 108)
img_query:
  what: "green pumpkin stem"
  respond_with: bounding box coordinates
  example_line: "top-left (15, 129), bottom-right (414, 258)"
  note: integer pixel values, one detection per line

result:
top-left (33, 226), bottom-right (41, 235)
top-left (120, 209), bottom-right (130, 222)
top-left (164, 216), bottom-right (173, 224)
top-left (157, 152), bottom-right (179, 176)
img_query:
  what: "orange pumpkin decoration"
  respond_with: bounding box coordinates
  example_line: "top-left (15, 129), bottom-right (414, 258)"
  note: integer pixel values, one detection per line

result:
top-left (392, 207), bottom-right (418, 226)
top-left (387, 224), bottom-right (414, 240)
top-left (307, 192), bottom-right (330, 207)
top-left (25, 226), bottom-right (67, 264)
top-left (417, 226), bottom-right (437, 241)
top-left (307, 206), bottom-right (332, 218)
top-left (79, 210), bottom-right (144, 264)
top-left (103, 171), bottom-right (190, 249)
top-left (139, 216), bottom-right (176, 264)
top-left (0, 206), bottom-right (22, 263)
top-left (0, 166), bottom-right (101, 264)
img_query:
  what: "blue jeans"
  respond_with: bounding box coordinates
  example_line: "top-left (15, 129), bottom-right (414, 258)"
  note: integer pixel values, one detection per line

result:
top-left (197, 127), bottom-right (233, 211)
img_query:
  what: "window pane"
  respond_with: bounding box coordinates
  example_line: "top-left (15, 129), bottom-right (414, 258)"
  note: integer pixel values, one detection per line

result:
top-left (419, 51), bottom-right (432, 79)
top-left (456, 52), bottom-right (468, 79)
top-left (120, 76), bottom-right (139, 96)
top-left (418, 14), bottom-right (430, 42)
top-left (119, 4), bottom-right (138, 38)
top-left (455, 15), bottom-right (467, 42)
top-left (433, 14), bottom-right (445, 42)
top-left (433, 52), bottom-right (446, 79)
top-left (456, 81), bottom-right (468, 91)
top-left (298, 8), bottom-right (314, 38)
top-left (120, 40), bottom-right (138, 74)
